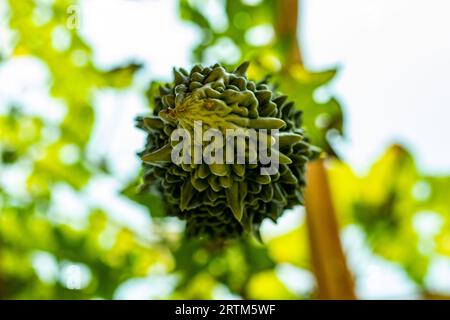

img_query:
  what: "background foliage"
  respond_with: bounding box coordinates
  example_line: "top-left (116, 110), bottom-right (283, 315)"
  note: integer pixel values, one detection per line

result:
top-left (0, 0), bottom-right (449, 299)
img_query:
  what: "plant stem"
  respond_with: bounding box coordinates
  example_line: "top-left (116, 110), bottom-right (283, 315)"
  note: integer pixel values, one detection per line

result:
top-left (304, 160), bottom-right (356, 299)
top-left (275, 0), bottom-right (356, 299)
top-left (275, 0), bottom-right (303, 67)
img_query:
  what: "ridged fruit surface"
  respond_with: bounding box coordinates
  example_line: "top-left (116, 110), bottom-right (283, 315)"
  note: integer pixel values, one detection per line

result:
top-left (137, 62), bottom-right (317, 240)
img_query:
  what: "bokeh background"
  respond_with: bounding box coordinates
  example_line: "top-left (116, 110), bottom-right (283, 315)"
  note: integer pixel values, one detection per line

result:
top-left (1, 0), bottom-right (450, 299)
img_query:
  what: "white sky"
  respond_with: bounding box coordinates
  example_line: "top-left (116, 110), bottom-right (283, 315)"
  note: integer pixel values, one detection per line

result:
top-left (302, 0), bottom-right (450, 174)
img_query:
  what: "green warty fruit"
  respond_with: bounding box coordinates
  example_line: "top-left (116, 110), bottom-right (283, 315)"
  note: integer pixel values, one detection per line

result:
top-left (137, 62), bottom-right (317, 240)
